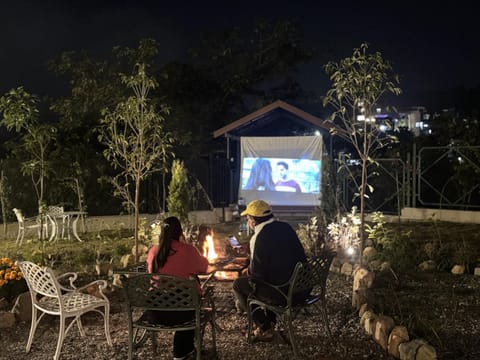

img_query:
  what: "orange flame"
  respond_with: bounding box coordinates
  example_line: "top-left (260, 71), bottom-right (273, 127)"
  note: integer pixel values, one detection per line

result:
top-left (203, 234), bottom-right (218, 261)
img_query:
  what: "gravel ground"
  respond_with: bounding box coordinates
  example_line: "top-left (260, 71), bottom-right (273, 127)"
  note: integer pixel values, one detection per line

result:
top-left (1, 269), bottom-right (480, 359)
top-left (1, 272), bottom-right (396, 360)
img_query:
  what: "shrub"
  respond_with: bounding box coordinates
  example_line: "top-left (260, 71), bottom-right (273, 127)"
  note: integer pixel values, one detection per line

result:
top-left (365, 213), bottom-right (417, 272)
top-left (0, 257), bottom-right (28, 302)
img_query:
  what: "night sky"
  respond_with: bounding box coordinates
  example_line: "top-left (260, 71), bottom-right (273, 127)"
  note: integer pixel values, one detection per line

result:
top-left (1, 1), bottom-right (479, 111)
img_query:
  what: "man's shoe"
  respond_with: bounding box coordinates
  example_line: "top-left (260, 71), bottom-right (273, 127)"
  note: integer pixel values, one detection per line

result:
top-left (251, 327), bottom-right (276, 342)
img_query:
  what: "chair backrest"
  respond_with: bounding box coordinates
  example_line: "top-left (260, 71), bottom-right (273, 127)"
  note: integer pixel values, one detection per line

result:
top-left (287, 250), bottom-right (336, 304)
top-left (13, 208), bottom-right (25, 223)
top-left (306, 251), bottom-right (336, 288)
top-left (122, 273), bottom-right (200, 313)
top-left (47, 205), bottom-right (64, 217)
top-left (17, 261), bottom-right (62, 301)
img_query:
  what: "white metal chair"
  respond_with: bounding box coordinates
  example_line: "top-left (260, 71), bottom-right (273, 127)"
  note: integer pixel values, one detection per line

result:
top-left (46, 205), bottom-right (67, 240)
top-left (17, 261), bottom-right (112, 360)
top-left (13, 208), bottom-right (54, 246)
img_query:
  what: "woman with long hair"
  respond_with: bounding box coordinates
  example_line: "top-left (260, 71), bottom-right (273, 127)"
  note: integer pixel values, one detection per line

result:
top-left (244, 158), bottom-right (276, 191)
top-left (146, 216), bottom-right (208, 360)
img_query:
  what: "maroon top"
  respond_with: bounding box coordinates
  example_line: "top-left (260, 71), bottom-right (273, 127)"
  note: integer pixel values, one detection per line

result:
top-left (147, 240), bottom-right (208, 292)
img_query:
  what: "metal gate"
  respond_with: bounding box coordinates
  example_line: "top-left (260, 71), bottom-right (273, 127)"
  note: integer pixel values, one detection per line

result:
top-left (338, 144), bottom-right (480, 213)
top-left (415, 145), bottom-right (480, 209)
top-left (337, 156), bottom-right (410, 215)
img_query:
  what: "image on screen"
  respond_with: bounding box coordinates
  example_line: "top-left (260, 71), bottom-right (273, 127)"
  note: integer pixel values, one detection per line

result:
top-left (241, 157), bottom-right (320, 194)
top-left (238, 136), bottom-right (323, 206)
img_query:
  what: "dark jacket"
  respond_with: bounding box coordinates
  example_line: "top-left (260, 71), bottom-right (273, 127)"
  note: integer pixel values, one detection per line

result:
top-left (250, 220), bottom-right (306, 286)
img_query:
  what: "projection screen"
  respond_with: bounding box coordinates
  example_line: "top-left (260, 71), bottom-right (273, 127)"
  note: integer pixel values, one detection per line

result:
top-left (239, 136), bottom-right (323, 206)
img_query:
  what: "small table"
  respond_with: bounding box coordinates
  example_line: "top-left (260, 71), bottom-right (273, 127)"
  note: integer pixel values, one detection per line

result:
top-left (62, 211), bottom-right (87, 242)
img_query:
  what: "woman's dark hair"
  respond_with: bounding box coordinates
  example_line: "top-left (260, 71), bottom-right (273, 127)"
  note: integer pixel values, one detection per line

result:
top-left (244, 158), bottom-right (275, 191)
top-left (152, 216), bottom-right (183, 272)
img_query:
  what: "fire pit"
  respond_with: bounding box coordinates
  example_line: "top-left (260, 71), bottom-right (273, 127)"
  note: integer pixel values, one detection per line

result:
top-left (197, 227), bottom-right (249, 281)
top-left (208, 257), bottom-right (249, 281)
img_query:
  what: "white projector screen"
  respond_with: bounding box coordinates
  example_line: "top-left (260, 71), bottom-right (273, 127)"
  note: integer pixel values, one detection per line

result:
top-left (239, 136), bottom-right (323, 206)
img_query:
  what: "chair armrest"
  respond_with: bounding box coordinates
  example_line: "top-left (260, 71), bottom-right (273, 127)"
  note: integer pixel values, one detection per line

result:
top-left (76, 280), bottom-right (110, 301)
top-left (57, 272), bottom-right (79, 291)
top-left (200, 285), bottom-right (216, 312)
top-left (248, 277), bottom-right (289, 303)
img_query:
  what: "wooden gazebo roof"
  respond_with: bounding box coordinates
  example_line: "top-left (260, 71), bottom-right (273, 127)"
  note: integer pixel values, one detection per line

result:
top-left (212, 100), bottom-right (332, 139)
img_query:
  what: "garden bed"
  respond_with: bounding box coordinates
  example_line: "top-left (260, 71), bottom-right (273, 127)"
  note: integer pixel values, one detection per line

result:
top-left (1, 219), bottom-right (480, 359)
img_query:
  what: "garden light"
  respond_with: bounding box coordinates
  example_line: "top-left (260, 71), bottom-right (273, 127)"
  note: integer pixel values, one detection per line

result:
top-left (346, 246), bottom-right (355, 256)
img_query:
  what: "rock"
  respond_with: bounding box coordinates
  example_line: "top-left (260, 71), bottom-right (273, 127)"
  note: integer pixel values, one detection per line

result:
top-left (359, 302), bottom-right (371, 318)
top-left (352, 288), bottom-right (370, 309)
top-left (95, 262), bottom-right (113, 276)
top-left (416, 343), bottom-right (437, 360)
top-left (399, 339), bottom-right (427, 360)
top-left (388, 326), bottom-right (409, 359)
top-left (353, 267), bottom-right (375, 290)
top-left (139, 254), bottom-right (148, 263)
top-left (131, 244), bottom-right (149, 256)
top-left (360, 310), bottom-right (377, 335)
top-left (418, 260), bottom-right (436, 272)
top-left (362, 246), bottom-right (377, 264)
top-left (0, 311), bottom-right (16, 328)
top-left (451, 264), bottom-right (465, 275)
top-left (84, 283), bottom-right (104, 298)
top-left (121, 254), bottom-right (135, 268)
top-left (379, 261), bottom-right (392, 272)
top-left (330, 257), bottom-right (342, 273)
top-left (368, 259), bottom-right (383, 271)
top-left (112, 274), bottom-right (123, 288)
top-left (360, 310), bottom-right (376, 327)
top-left (11, 291), bottom-right (32, 322)
top-left (365, 316), bottom-right (377, 336)
top-left (373, 315), bottom-right (395, 350)
top-left (340, 262), bottom-right (353, 276)
top-left (0, 297), bottom-right (9, 311)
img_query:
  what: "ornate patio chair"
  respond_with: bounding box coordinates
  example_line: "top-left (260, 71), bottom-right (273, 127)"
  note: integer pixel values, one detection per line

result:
top-left (122, 273), bottom-right (217, 360)
top-left (16, 261), bottom-right (112, 360)
top-left (246, 250), bottom-right (336, 359)
top-left (46, 205), bottom-right (66, 240)
top-left (13, 208), bottom-right (54, 246)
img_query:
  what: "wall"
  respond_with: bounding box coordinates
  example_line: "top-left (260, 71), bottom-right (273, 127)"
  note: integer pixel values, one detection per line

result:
top-left (400, 207), bottom-right (480, 224)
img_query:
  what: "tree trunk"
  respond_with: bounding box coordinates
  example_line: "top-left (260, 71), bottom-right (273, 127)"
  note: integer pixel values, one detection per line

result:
top-left (359, 156), bottom-right (367, 266)
top-left (0, 171), bottom-right (6, 239)
top-left (134, 176), bottom-right (141, 263)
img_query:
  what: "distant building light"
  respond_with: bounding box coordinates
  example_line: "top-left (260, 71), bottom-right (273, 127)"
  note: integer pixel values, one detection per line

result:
top-left (376, 107), bottom-right (382, 113)
top-left (357, 114), bottom-right (366, 121)
top-left (315, 130), bottom-right (321, 136)
top-left (379, 124), bottom-right (388, 132)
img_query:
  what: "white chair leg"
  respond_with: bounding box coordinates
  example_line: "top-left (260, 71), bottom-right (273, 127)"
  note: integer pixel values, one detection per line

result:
top-left (48, 217), bottom-right (57, 242)
top-left (104, 304), bottom-right (112, 345)
top-left (26, 306), bottom-right (37, 352)
top-left (54, 315), bottom-right (66, 360)
top-left (16, 228), bottom-right (24, 246)
top-left (76, 317), bottom-right (86, 337)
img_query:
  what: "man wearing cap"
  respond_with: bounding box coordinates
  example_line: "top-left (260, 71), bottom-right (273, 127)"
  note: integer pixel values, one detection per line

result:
top-left (232, 199), bottom-right (307, 342)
